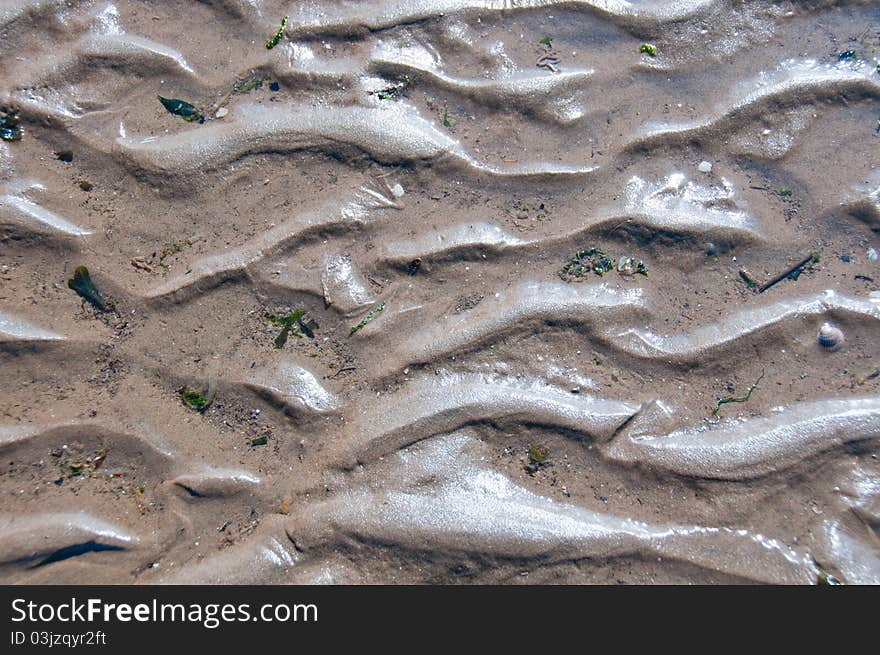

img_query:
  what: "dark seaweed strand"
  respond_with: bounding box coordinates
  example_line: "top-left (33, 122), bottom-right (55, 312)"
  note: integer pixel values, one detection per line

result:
top-left (266, 16), bottom-right (288, 49)
top-left (712, 370), bottom-right (765, 416)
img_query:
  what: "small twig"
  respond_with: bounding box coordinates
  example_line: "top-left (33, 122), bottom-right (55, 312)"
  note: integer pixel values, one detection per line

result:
top-left (712, 370), bottom-right (765, 416)
top-left (759, 252), bottom-right (819, 293)
top-left (330, 366), bottom-right (356, 379)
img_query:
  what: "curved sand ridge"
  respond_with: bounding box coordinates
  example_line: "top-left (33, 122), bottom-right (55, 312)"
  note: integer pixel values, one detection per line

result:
top-left (1, 0), bottom-right (878, 584)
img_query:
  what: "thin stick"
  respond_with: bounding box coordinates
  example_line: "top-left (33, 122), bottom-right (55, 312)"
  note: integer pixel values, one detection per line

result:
top-left (758, 253), bottom-right (819, 293)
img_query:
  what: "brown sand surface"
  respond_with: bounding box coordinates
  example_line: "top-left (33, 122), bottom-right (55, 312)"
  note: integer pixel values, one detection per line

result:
top-left (1, 0), bottom-right (879, 584)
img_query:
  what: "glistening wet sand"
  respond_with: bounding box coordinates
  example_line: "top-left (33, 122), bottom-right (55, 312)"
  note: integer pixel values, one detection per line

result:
top-left (1, 0), bottom-right (879, 584)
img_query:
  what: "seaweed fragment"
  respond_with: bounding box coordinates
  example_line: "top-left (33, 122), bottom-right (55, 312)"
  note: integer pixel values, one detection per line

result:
top-left (739, 269), bottom-right (759, 289)
top-left (0, 108), bottom-right (22, 141)
top-left (266, 310), bottom-right (317, 347)
top-left (181, 389), bottom-right (209, 412)
top-left (158, 96), bottom-right (204, 123)
top-left (639, 43), bottom-right (657, 57)
top-left (838, 50), bottom-right (856, 61)
top-left (233, 75), bottom-right (269, 94)
top-left (617, 256), bottom-right (648, 277)
top-left (250, 436), bottom-right (268, 447)
top-left (559, 248), bottom-right (614, 281)
top-left (265, 16), bottom-right (288, 50)
top-left (539, 35), bottom-right (553, 46)
top-left (370, 76), bottom-right (410, 100)
top-left (712, 370), bottom-right (764, 416)
top-left (349, 302), bottom-right (385, 336)
top-left (442, 106), bottom-right (452, 128)
top-left (67, 266), bottom-right (109, 312)
top-left (525, 444), bottom-right (550, 474)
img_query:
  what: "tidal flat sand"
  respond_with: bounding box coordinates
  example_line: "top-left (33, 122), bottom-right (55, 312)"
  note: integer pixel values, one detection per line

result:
top-left (0, 0), bottom-right (879, 584)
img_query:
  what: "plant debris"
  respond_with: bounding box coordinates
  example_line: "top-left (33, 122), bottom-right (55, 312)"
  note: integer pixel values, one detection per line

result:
top-left (838, 50), bottom-right (857, 60)
top-left (265, 15), bottom-right (288, 49)
top-left (233, 74), bottom-right (269, 94)
top-left (57, 446), bottom-right (108, 478)
top-left (776, 188), bottom-right (794, 197)
top-left (525, 443), bottom-right (550, 474)
top-left (559, 248), bottom-right (615, 281)
top-left (712, 370), bottom-right (764, 416)
top-left (539, 35), bottom-right (553, 46)
top-left (250, 436), bottom-right (268, 447)
top-left (617, 256), bottom-right (648, 277)
top-left (640, 43), bottom-right (658, 57)
top-left (266, 310), bottom-right (317, 347)
top-left (0, 108), bottom-right (22, 141)
top-left (442, 105), bottom-right (452, 128)
top-left (759, 251), bottom-right (820, 293)
top-left (67, 266), bottom-right (109, 312)
top-left (349, 302), bottom-right (385, 336)
top-left (369, 76), bottom-right (410, 100)
top-left (739, 269), bottom-right (759, 289)
top-left (181, 389), bottom-right (209, 412)
top-left (158, 96), bottom-right (204, 123)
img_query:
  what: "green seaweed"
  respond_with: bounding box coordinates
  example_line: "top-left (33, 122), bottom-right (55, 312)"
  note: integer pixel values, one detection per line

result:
top-left (349, 302), bottom-right (385, 336)
top-left (266, 310), bottom-right (317, 348)
top-left (234, 75), bottom-right (269, 94)
top-left (250, 436), bottom-right (268, 447)
top-left (712, 370), bottom-right (764, 416)
top-left (181, 389), bottom-right (208, 411)
top-left (265, 16), bottom-right (288, 50)
top-left (559, 248), bottom-right (614, 281)
top-left (528, 444), bottom-right (550, 465)
top-left (776, 188), bottom-right (794, 197)
top-left (442, 106), bottom-right (452, 128)
top-left (639, 43), bottom-right (657, 57)
top-left (67, 266), bottom-right (109, 312)
top-left (0, 108), bottom-right (22, 141)
top-left (158, 96), bottom-right (204, 123)
top-left (539, 35), bottom-right (553, 46)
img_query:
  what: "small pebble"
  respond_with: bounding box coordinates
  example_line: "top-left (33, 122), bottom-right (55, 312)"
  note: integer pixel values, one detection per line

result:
top-left (868, 248), bottom-right (878, 262)
top-left (698, 161), bottom-right (712, 173)
top-left (215, 107), bottom-right (228, 118)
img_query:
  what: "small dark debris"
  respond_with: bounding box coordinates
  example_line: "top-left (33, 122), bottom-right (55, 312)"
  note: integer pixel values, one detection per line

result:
top-left (55, 150), bottom-right (74, 162)
top-left (0, 108), bottom-right (22, 141)
top-left (406, 258), bottom-right (422, 275)
top-left (269, 82), bottom-right (280, 92)
top-left (250, 436), bottom-right (268, 447)
top-left (67, 266), bottom-right (109, 312)
top-left (79, 180), bottom-right (93, 192)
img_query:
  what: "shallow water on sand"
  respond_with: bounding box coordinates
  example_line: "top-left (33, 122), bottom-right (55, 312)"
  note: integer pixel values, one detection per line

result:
top-left (0, 0), bottom-right (879, 584)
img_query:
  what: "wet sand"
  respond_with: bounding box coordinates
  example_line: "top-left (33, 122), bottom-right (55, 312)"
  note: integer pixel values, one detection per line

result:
top-left (1, 0), bottom-right (879, 584)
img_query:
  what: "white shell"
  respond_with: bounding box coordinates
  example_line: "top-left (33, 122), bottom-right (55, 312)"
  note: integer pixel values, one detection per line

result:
top-left (817, 322), bottom-right (844, 351)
